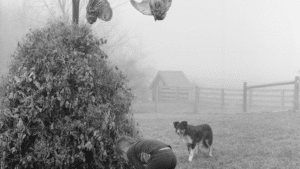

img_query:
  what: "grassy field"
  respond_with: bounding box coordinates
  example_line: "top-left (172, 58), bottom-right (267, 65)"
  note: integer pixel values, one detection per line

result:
top-left (133, 111), bottom-right (300, 169)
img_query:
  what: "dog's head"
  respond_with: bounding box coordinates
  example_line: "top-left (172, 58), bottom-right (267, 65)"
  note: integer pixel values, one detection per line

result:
top-left (173, 121), bottom-right (188, 136)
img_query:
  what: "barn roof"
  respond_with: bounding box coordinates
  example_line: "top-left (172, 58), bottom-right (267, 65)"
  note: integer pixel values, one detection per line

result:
top-left (150, 71), bottom-right (192, 89)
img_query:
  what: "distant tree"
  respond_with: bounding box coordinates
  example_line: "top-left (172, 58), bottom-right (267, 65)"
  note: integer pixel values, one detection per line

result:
top-left (111, 51), bottom-right (156, 102)
top-left (0, 20), bottom-right (139, 169)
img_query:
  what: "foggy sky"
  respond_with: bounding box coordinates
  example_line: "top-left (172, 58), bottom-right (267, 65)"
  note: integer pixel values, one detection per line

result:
top-left (116, 0), bottom-right (300, 88)
top-left (1, 0), bottom-right (300, 88)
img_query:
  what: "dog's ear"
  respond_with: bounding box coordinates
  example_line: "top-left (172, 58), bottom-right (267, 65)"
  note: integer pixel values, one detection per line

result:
top-left (182, 121), bottom-right (188, 127)
top-left (173, 121), bottom-right (179, 128)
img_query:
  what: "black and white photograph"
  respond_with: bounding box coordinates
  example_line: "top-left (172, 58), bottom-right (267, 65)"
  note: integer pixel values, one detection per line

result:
top-left (0, 0), bottom-right (300, 168)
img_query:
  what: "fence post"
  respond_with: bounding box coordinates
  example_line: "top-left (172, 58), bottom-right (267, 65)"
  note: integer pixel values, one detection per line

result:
top-left (293, 76), bottom-right (299, 112)
top-left (281, 89), bottom-right (285, 111)
top-left (194, 86), bottom-right (199, 113)
top-left (221, 89), bottom-right (225, 111)
top-left (243, 82), bottom-right (247, 112)
top-left (155, 85), bottom-right (159, 113)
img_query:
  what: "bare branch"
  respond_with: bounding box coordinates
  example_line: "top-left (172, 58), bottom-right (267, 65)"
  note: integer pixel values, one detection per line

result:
top-left (40, 0), bottom-right (55, 18)
top-left (57, 0), bottom-right (67, 19)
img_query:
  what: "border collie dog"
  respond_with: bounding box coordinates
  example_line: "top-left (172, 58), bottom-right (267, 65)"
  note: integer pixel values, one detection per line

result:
top-left (173, 121), bottom-right (213, 162)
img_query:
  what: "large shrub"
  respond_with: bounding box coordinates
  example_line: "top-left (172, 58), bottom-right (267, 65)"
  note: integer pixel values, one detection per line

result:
top-left (0, 21), bottom-right (139, 169)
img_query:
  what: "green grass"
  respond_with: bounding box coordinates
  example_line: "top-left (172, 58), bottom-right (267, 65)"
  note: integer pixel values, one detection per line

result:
top-left (133, 112), bottom-right (300, 169)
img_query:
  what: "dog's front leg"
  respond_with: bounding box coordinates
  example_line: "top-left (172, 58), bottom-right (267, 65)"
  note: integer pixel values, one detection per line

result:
top-left (186, 144), bottom-right (192, 162)
top-left (186, 144), bottom-right (190, 155)
top-left (188, 143), bottom-right (196, 162)
top-left (188, 149), bottom-right (194, 162)
top-left (208, 146), bottom-right (212, 157)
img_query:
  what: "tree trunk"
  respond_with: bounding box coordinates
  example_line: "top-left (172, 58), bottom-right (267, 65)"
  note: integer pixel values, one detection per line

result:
top-left (72, 0), bottom-right (80, 24)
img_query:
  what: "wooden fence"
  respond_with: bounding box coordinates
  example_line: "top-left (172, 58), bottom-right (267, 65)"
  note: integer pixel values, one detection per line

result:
top-left (155, 86), bottom-right (245, 113)
top-left (154, 77), bottom-right (300, 113)
top-left (243, 76), bottom-right (299, 112)
top-left (195, 87), bottom-right (244, 113)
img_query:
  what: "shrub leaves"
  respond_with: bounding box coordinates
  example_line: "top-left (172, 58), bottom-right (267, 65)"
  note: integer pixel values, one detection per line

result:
top-left (0, 21), bottom-right (138, 169)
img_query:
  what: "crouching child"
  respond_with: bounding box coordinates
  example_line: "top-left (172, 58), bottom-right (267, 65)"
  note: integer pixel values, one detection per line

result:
top-left (116, 136), bottom-right (177, 169)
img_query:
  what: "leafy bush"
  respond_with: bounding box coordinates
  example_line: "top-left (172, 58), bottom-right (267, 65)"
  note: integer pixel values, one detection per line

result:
top-left (0, 21), bottom-right (140, 169)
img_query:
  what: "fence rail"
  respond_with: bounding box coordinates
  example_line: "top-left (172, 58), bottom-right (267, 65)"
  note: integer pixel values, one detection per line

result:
top-left (154, 77), bottom-right (300, 113)
top-left (243, 76), bottom-right (299, 112)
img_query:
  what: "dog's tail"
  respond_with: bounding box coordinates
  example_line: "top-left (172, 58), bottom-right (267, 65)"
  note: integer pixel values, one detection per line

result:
top-left (203, 135), bottom-right (213, 148)
top-left (203, 135), bottom-right (212, 148)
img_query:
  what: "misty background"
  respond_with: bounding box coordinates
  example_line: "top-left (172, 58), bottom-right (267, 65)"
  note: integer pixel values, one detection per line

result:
top-left (1, 0), bottom-right (300, 90)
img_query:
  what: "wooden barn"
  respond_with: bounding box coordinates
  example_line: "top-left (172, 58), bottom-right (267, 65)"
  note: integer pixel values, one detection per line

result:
top-left (150, 71), bottom-right (193, 102)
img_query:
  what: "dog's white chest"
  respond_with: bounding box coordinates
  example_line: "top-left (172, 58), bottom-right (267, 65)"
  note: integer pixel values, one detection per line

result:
top-left (181, 135), bottom-right (192, 144)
